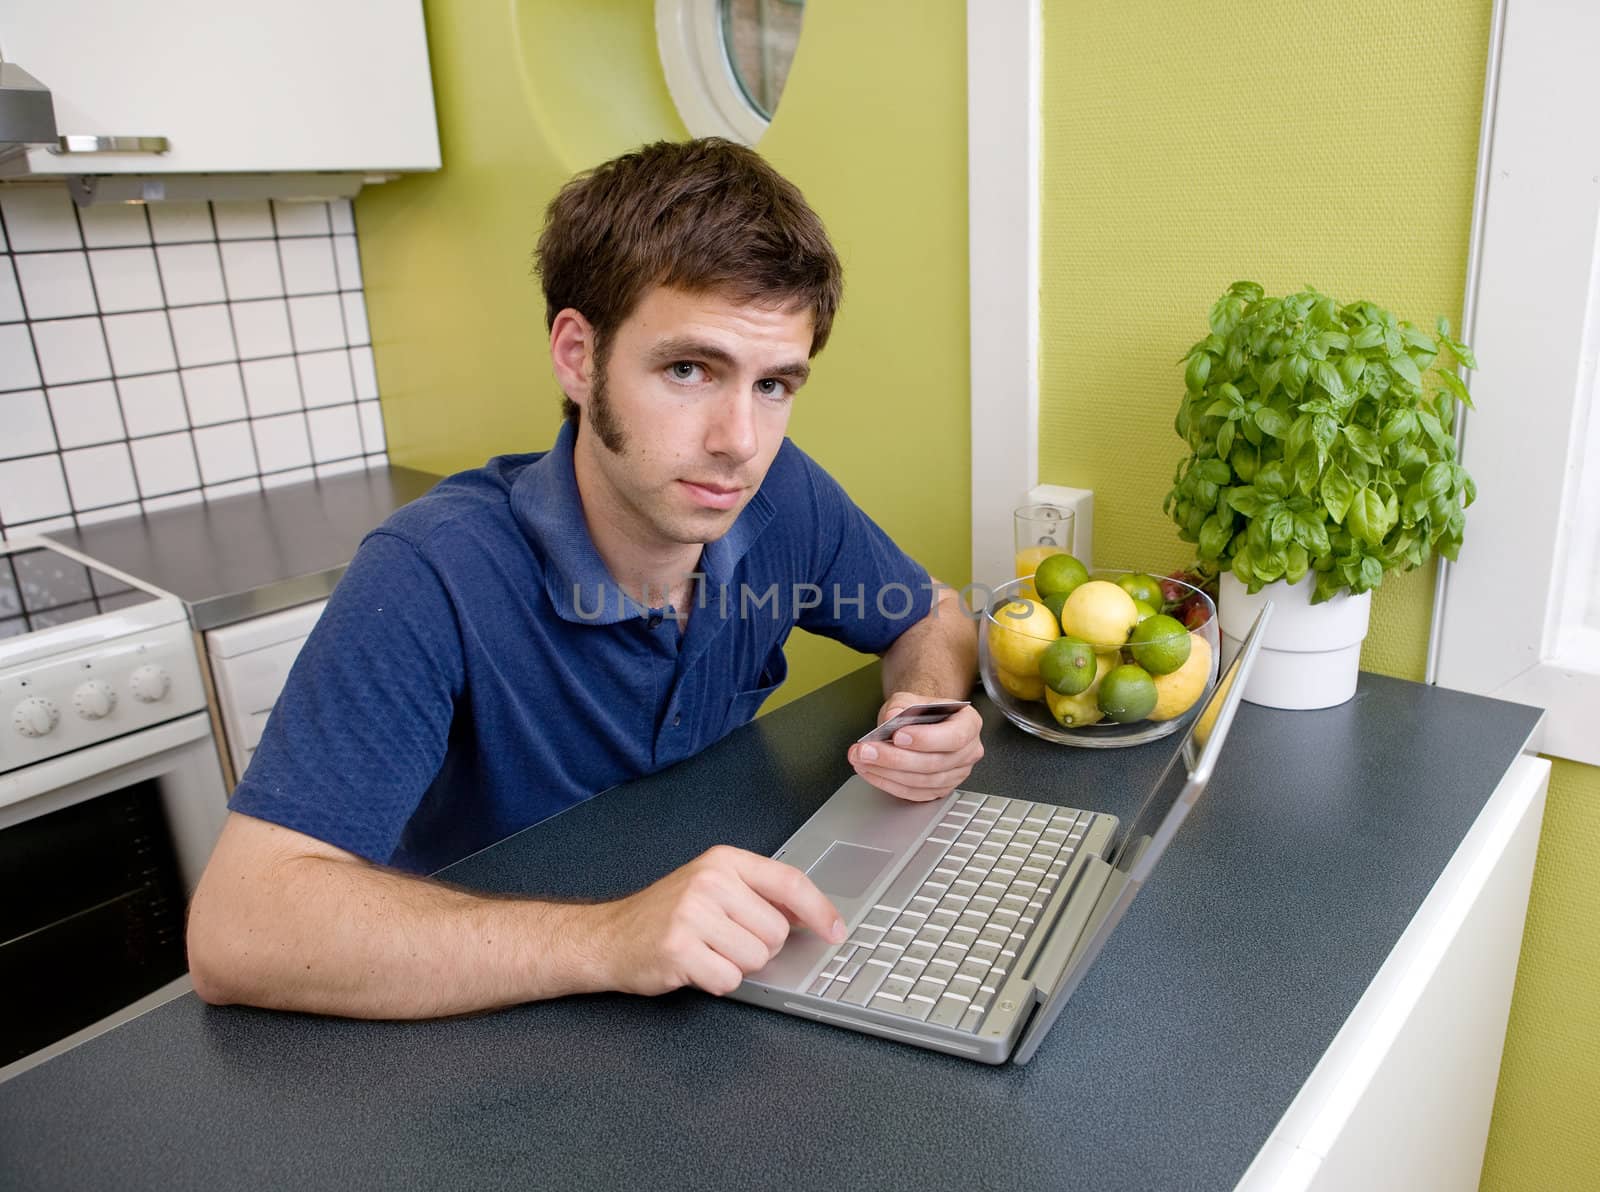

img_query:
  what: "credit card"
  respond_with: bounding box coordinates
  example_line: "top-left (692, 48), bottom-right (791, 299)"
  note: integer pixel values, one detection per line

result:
top-left (855, 700), bottom-right (971, 745)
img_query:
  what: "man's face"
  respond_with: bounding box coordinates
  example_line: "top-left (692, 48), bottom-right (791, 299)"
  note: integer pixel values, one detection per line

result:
top-left (571, 285), bottom-right (814, 553)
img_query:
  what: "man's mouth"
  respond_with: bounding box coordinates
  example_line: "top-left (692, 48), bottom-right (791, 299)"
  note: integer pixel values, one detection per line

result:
top-left (680, 480), bottom-right (745, 511)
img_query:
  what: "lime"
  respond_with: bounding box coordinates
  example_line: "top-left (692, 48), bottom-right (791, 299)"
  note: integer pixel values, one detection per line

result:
top-left (1044, 653), bottom-right (1115, 727)
top-left (1127, 614), bottom-right (1192, 675)
top-left (995, 666), bottom-right (1046, 702)
top-left (1060, 580), bottom-right (1140, 647)
top-left (1034, 553), bottom-right (1090, 601)
top-left (1151, 634), bottom-right (1212, 721)
top-left (987, 599), bottom-right (1060, 676)
top-left (1097, 664), bottom-right (1158, 723)
top-left (1042, 591), bottom-right (1069, 623)
top-left (1039, 635), bottom-right (1097, 695)
top-left (1132, 600), bottom-right (1158, 626)
top-left (1115, 572), bottom-right (1165, 609)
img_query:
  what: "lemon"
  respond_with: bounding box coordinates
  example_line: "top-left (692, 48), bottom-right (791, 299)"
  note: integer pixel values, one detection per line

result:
top-left (995, 666), bottom-right (1046, 701)
top-left (1034, 553), bottom-right (1090, 601)
top-left (1097, 664), bottom-right (1158, 723)
top-left (987, 599), bottom-right (1060, 675)
top-left (1150, 633), bottom-right (1212, 721)
top-left (1127, 614), bottom-right (1192, 675)
top-left (1044, 652), bottom-right (1115, 727)
top-left (1060, 580), bottom-right (1140, 647)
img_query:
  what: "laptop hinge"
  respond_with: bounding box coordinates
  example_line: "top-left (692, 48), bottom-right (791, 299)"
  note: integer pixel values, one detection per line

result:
top-left (1024, 855), bottom-right (1115, 998)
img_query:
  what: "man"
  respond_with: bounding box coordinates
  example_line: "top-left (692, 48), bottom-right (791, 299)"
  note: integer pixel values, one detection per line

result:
top-left (187, 138), bottom-right (983, 1018)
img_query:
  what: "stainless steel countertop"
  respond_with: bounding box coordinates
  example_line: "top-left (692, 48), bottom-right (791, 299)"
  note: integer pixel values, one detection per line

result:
top-left (46, 466), bottom-right (440, 631)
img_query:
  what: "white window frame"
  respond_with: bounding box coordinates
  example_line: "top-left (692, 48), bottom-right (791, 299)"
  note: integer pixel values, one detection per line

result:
top-left (1432, 0), bottom-right (1600, 765)
top-left (656, 0), bottom-right (769, 145)
top-left (966, 0), bottom-right (1041, 591)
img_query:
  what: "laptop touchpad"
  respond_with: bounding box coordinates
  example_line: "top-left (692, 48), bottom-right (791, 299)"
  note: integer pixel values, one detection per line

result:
top-left (807, 842), bottom-right (894, 898)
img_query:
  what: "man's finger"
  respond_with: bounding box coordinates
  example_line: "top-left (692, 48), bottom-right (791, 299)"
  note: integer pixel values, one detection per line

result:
top-left (884, 706), bottom-right (983, 751)
top-left (732, 853), bottom-right (845, 943)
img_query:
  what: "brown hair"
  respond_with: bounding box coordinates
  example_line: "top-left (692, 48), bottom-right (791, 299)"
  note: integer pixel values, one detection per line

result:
top-left (535, 138), bottom-right (843, 427)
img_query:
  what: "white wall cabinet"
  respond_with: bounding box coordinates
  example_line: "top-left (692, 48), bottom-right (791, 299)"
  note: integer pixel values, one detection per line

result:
top-left (1, 0), bottom-right (440, 179)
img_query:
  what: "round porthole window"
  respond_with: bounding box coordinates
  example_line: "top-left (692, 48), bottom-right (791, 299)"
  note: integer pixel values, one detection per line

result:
top-left (656, 0), bottom-right (806, 144)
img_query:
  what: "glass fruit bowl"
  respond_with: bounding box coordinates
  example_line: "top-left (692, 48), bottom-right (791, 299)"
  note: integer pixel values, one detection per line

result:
top-left (977, 568), bottom-right (1221, 748)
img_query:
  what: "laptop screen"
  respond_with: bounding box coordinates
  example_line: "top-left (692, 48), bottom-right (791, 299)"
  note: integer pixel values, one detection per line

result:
top-left (1105, 629), bottom-right (1256, 880)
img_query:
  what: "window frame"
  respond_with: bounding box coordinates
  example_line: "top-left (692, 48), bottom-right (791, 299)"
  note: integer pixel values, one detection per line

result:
top-left (656, 0), bottom-right (770, 145)
top-left (1432, 0), bottom-right (1600, 765)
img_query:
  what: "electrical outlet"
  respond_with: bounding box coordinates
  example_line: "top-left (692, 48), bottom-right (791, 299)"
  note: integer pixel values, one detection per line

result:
top-left (1026, 484), bottom-right (1094, 571)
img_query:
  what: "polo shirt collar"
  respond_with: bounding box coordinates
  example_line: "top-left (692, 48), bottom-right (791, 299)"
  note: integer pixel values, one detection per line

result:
top-left (509, 421), bottom-right (775, 625)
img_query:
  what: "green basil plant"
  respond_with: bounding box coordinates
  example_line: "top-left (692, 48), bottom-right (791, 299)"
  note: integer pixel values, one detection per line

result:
top-left (1165, 281), bottom-right (1478, 604)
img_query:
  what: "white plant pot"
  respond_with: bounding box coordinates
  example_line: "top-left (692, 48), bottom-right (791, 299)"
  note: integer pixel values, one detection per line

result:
top-left (1217, 571), bottom-right (1371, 710)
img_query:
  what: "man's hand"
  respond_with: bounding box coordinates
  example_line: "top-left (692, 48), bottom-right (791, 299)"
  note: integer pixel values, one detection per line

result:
top-left (847, 691), bottom-right (985, 802)
top-left (591, 846), bottom-right (845, 996)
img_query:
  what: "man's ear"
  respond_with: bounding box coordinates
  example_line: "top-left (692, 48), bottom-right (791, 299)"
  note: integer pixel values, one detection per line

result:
top-left (549, 308), bottom-right (596, 406)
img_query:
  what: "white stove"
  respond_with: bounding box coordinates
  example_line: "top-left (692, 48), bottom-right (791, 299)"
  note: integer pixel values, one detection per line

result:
top-left (0, 536), bottom-right (228, 1077)
top-left (1, 537), bottom-right (207, 777)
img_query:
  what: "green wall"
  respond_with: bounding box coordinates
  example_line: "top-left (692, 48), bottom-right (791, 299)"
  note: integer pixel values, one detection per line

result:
top-left (356, 0), bottom-right (970, 709)
top-left (1038, 3), bottom-right (1597, 1186)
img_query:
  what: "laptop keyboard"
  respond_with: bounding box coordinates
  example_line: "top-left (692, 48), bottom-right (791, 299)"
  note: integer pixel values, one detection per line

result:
top-left (805, 793), bottom-right (1093, 1034)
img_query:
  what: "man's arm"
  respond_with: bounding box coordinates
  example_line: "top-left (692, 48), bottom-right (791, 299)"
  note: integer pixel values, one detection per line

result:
top-left (846, 580), bottom-right (985, 801)
top-left (187, 812), bottom-right (844, 1018)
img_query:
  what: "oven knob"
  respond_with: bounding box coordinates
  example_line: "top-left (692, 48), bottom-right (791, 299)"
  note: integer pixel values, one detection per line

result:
top-left (129, 664), bottom-right (171, 703)
top-left (73, 679), bottom-right (118, 719)
top-left (13, 697), bottom-right (59, 738)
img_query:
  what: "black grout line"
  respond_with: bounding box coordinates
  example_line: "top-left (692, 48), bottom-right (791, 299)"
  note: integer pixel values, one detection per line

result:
top-left (137, 207), bottom-right (211, 508)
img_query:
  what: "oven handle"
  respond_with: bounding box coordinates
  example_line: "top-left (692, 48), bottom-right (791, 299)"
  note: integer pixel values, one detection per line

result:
top-left (0, 712), bottom-right (214, 812)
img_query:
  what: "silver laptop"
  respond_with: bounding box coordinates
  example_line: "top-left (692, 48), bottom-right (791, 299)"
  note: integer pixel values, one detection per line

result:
top-left (729, 605), bottom-right (1272, 1064)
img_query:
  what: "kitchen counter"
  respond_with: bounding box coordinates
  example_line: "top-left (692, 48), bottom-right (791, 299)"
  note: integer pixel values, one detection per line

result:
top-left (0, 667), bottom-right (1545, 1190)
top-left (46, 466), bottom-right (440, 630)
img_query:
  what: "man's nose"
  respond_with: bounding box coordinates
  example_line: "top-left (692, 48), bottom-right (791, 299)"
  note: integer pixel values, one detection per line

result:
top-left (705, 389), bottom-right (759, 463)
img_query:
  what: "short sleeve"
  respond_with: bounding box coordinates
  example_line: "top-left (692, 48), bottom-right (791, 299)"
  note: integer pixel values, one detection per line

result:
top-left (791, 455), bottom-right (935, 653)
top-left (227, 530), bottom-right (465, 864)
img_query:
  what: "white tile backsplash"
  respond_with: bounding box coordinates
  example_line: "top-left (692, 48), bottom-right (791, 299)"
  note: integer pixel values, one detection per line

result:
top-left (273, 200), bottom-right (331, 237)
top-left (0, 184), bottom-right (386, 537)
top-left (0, 454), bottom-right (71, 524)
top-left (88, 248), bottom-right (165, 314)
top-left (168, 303), bottom-right (236, 367)
top-left (148, 203), bottom-right (215, 245)
top-left (156, 242), bottom-right (228, 306)
top-left (130, 431), bottom-right (200, 496)
top-left (0, 322), bottom-right (42, 390)
top-left (14, 252), bottom-right (96, 320)
top-left (230, 299), bottom-right (294, 359)
top-left (79, 204), bottom-right (151, 249)
top-left (212, 200), bottom-right (275, 241)
top-left (0, 190), bottom-right (81, 252)
top-left (117, 372), bottom-right (189, 437)
top-left (61, 443), bottom-right (139, 510)
top-left (298, 349), bottom-right (355, 408)
top-left (180, 363), bottom-right (247, 426)
top-left (0, 258), bottom-right (23, 322)
top-left (0, 389), bottom-right (56, 458)
top-left (288, 294), bottom-right (345, 352)
top-left (31, 317), bottom-right (110, 386)
top-left (102, 310), bottom-right (177, 376)
top-left (279, 237), bottom-right (338, 296)
top-left (47, 381), bottom-right (125, 448)
top-left (241, 356), bottom-right (302, 417)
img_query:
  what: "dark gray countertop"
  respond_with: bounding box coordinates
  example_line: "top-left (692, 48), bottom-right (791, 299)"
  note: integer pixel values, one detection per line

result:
top-left (46, 466), bottom-right (440, 630)
top-left (0, 668), bottom-right (1541, 1191)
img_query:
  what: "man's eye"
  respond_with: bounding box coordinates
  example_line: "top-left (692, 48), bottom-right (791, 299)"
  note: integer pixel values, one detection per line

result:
top-left (669, 362), bottom-right (703, 382)
top-left (756, 378), bottom-right (791, 398)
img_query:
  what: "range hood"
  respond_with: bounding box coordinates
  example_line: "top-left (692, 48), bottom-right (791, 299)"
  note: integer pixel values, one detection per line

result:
top-left (0, 59), bottom-right (57, 146)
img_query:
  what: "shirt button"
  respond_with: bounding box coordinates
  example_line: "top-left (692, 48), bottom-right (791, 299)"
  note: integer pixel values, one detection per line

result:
top-left (672, 714), bottom-right (682, 727)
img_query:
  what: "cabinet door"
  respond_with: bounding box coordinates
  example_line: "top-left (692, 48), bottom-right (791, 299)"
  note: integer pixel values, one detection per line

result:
top-left (2, 0), bottom-right (440, 176)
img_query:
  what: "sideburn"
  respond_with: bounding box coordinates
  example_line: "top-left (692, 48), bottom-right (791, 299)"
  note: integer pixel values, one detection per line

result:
top-left (588, 338), bottom-right (628, 455)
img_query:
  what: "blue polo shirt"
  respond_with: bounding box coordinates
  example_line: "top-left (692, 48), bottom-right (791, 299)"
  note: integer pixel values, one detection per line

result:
top-left (228, 424), bottom-right (935, 873)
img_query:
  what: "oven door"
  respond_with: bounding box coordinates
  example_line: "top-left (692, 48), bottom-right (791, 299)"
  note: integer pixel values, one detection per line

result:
top-left (0, 713), bottom-right (227, 1075)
